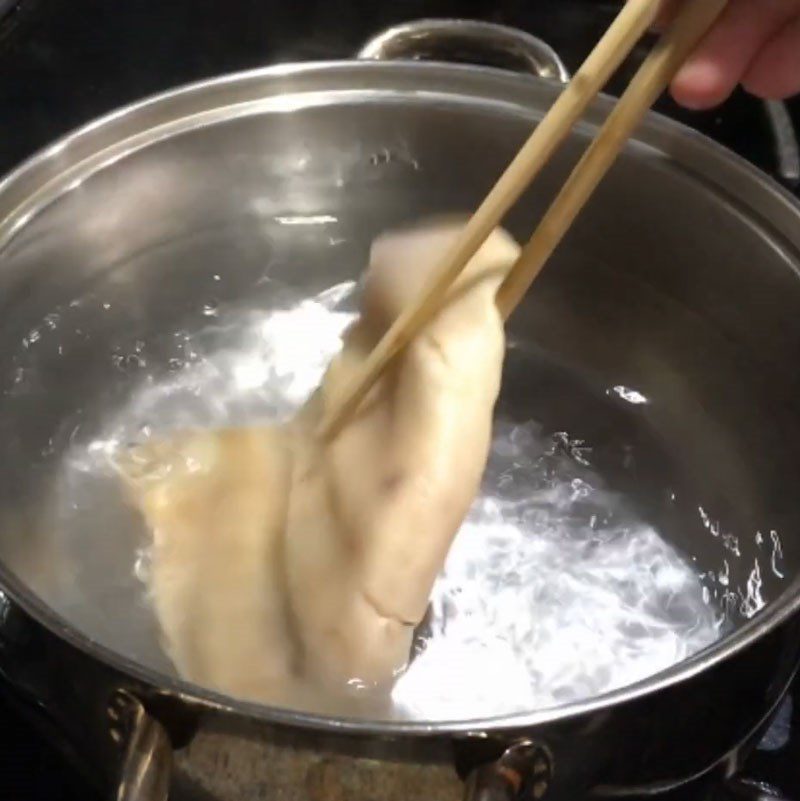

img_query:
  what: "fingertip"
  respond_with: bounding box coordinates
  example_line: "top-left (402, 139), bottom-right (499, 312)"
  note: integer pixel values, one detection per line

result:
top-left (670, 58), bottom-right (735, 110)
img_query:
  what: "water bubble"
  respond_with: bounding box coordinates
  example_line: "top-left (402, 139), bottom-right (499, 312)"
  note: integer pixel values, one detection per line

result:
top-left (133, 547), bottom-right (153, 583)
top-left (770, 531), bottom-right (785, 579)
top-left (113, 353), bottom-right (146, 372)
top-left (22, 328), bottom-right (41, 348)
top-left (369, 149), bottom-right (391, 167)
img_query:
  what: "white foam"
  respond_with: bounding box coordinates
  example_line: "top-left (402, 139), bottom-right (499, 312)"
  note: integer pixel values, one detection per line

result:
top-left (392, 421), bottom-right (721, 719)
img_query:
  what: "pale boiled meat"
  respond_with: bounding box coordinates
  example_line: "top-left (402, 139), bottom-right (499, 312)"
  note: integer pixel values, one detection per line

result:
top-left (120, 218), bottom-right (521, 706)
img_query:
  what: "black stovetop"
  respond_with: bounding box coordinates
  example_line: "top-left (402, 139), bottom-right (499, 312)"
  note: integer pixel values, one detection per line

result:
top-left (0, 1), bottom-right (797, 799)
top-left (0, 0), bottom-right (798, 188)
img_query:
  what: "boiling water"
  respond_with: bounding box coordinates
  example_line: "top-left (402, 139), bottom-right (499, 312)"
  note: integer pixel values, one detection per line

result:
top-left (395, 424), bottom-right (721, 718)
top-left (56, 281), bottom-right (733, 720)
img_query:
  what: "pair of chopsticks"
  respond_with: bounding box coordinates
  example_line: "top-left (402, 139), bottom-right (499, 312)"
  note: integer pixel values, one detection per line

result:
top-left (320, 0), bottom-right (728, 440)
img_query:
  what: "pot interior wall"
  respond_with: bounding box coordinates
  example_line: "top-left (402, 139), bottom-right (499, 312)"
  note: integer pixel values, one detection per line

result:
top-left (0, 82), bottom-right (797, 715)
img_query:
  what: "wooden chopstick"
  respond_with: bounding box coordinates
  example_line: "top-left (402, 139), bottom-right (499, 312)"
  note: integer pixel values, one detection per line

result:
top-left (495, 0), bottom-right (728, 319)
top-left (317, 0), bottom-right (662, 440)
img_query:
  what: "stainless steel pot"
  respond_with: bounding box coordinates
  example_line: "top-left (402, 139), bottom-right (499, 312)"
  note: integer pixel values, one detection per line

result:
top-left (0, 19), bottom-right (799, 801)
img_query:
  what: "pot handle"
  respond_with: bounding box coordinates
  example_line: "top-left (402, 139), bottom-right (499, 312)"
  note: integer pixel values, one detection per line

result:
top-left (357, 19), bottom-right (570, 84)
top-left (462, 740), bottom-right (553, 801)
top-left (763, 100), bottom-right (800, 188)
top-left (111, 693), bottom-right (173, 801)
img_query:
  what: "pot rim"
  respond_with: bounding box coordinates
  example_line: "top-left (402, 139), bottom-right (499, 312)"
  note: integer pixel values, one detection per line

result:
top-left (0, 58), bottom-right (799, 736)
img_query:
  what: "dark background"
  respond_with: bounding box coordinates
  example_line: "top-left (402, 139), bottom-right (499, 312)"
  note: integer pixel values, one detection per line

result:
top-left (0, 0), bottom-right (797, 179)
top-left (0, 1), bottom-right (796, 799)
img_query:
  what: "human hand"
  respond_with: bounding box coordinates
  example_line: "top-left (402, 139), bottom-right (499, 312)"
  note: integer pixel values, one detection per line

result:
top-left (647, 0), bottom-right (800, 108)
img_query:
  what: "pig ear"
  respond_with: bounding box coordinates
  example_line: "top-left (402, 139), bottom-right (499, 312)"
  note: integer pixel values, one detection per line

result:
top-left (113, 430), bottom-right (216, 488)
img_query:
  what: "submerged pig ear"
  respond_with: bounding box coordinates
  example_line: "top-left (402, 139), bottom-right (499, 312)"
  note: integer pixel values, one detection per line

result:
top-left (113, 430), bottom-right (220, 487)
top-left (112, 437), bottom-right (177, 487)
